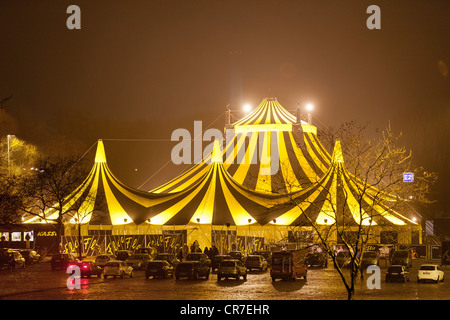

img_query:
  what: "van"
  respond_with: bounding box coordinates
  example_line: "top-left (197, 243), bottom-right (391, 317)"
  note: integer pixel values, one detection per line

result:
top-left (391, 250), bottom-right (412, 268)
top-left (270, 250), bottom-right (307, 282)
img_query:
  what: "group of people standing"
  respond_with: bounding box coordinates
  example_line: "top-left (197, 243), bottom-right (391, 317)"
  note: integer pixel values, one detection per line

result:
top-left (176, 240), bottom-right (220, 261)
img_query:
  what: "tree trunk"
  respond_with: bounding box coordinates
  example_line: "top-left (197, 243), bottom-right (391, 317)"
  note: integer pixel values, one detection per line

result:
top-left (347, 263), bottom-right (357, 300)
top-left (347, 286), bottom-right (355, 300)
top-left (57, 216), bottom-right (63, 253)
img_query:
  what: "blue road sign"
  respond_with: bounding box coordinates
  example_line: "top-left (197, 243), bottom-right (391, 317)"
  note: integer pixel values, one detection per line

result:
top-left (403, 172), bottom-right (414, 182)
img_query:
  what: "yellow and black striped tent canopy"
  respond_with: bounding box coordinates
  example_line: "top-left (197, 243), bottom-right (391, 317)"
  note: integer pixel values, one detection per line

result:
top-left (24, 140), bottom-right (291, 226)
top-left (151, 98), bottom-right (331, 195)
top-left (267, 141), bottom-right (417, 226)
top-left (22, 98), bottom-right (416, 227)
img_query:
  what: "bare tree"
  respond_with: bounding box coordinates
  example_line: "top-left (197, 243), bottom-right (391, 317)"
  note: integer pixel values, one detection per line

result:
top-left (20, 156), bottom-right (89, 252)
top-left (278, 122), bottom-right (437, 300)
top-left (65, 191), bottom-right (100, 260)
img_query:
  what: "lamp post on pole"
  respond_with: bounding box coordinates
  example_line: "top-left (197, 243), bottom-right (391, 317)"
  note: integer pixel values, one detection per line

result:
top-left (7, 134), bottom-right (15, 176)
top-left (306, 104), bottom-right (314, 124)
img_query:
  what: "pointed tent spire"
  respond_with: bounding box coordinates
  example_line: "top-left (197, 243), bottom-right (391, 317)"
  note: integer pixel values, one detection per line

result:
top-left (210, 140), bottom-right (223, 164)
top-left (331, 141), bottom-right (344, 164)
top-left (95, 139), bottom-right (107, 163)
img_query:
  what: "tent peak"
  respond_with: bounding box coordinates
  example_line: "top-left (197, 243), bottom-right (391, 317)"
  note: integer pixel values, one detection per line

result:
top-left (95, 139), bottom-right (107, 163)
top-left (332, 141), bottom-right (344, 164)
top-left (210, 140), bottom-right (223, 164)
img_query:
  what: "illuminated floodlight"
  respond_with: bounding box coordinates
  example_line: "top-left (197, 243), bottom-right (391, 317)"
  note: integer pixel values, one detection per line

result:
top-left (305, 103), bottom-right (314, 124)
top-left (306, 103), bottom-right (314, 112)
top-left (243, 104), bottom-right (252, 113)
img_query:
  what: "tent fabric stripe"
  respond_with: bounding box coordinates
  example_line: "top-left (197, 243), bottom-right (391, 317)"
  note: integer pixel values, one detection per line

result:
top-left (89, 170), bottom-right (112, 225)
top-left (233, 99), bottom-right (297, 126)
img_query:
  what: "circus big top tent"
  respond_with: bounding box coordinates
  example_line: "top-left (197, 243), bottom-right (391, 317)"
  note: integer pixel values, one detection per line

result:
top-left (21, 98), bottom-right (421, 254)
top-left (151, 98), bottom-right (331, 195)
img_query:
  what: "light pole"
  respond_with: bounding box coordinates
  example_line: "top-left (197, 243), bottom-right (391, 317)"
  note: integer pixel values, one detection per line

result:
top-left (7, 134), bottom-right (15, 176)
top-left (306, 103), bottom-right (314, 124)
top-left (226, 103), bottom-right (253, 125)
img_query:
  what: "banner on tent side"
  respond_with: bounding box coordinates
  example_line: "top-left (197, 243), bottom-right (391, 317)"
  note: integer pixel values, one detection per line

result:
top-left (62, 232), bottom-right (187, 256)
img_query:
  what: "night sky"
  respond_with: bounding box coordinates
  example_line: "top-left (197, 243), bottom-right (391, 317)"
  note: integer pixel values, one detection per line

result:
top-left (0, 1), bottom-right (449, 215)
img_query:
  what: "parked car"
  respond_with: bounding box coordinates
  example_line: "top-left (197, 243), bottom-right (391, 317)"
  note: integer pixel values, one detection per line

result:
top-left (154, 253), bottom-right (180, 267)
top-left (417, 264), bottom-right (444, 283)
top-left (18, 249), bottom-right (41, 264)
top-left (336, 251), bottom-right (352, 268)
top-left (175, 261), bottom-right (210, 280)
top-left (51, 253), bottom-right (78, 270)
top-left (245, 255), bottom-right (268, 271)
top-left (228, 251), bottom-right (245, 262)
top-left (115, 250), bottom-right (133, 261)
top-left (126, 253), bottom-right (153, 270)
top-left (95, 254), bottom-right (116, 268)
top-left (69, 260), bottom-right (103, 278)
top-left (135, 247), bottom-right (157, 259)
top-left (305, 252), bottom-right (328, 268)
top-left (4, 251), bottom-right (26, 269)
top-left (391, 250), bottom-right (412, 268)
top-left (218, 259), bottom-right (247, 281)
top-left (185, 252), bottom-right (211, 267)
top-left (360, 251), bottom-right (379, 270)
top-left (145, 260), bottom-right (174, 279)
top-left (253, 250), bottom-right (272, 266)
top-left (385, 265), bottom-right (410, 282)
top-left (211, 255), bottom-right (232, 271)
top-left (104, 260), bottom-right (133, 278)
